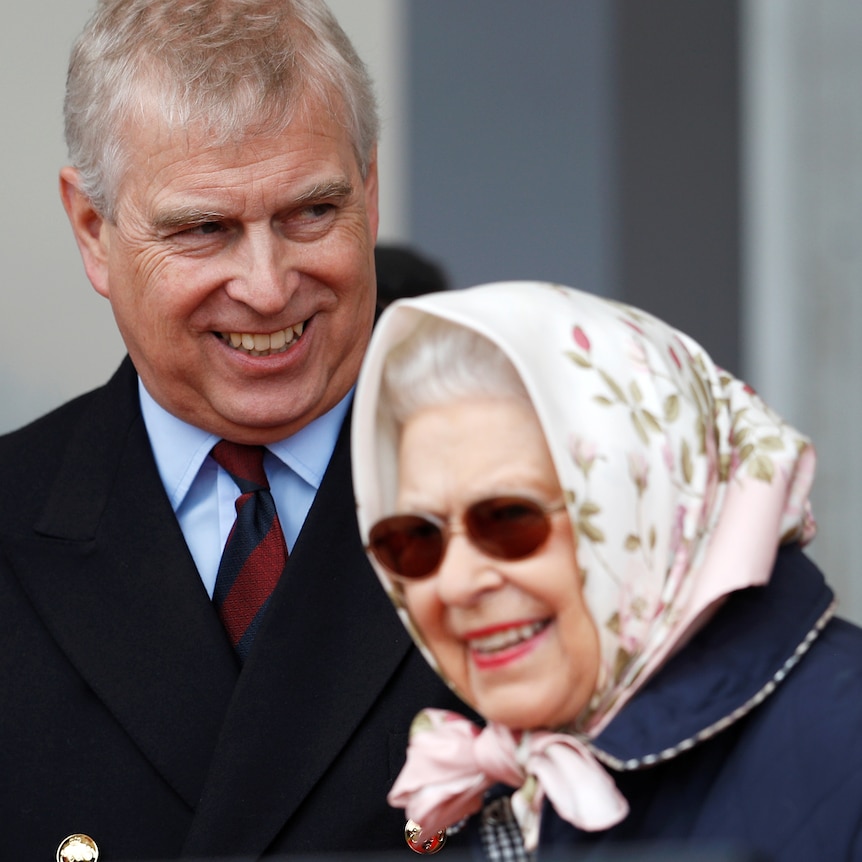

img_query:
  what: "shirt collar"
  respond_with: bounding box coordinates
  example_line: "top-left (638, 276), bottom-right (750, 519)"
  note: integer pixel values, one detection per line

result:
top-left (139, 379), bottom-right (352, 509)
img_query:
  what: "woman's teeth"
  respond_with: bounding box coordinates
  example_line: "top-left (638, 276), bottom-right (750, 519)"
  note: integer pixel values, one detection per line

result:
top-left (469, 621), bottom-right (547, 654)
top-left (221, 321), bottom-right (305, 356)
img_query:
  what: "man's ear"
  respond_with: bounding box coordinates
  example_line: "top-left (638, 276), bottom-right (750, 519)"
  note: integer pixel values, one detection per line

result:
top-left (59, 166), bottom-right (111, 299)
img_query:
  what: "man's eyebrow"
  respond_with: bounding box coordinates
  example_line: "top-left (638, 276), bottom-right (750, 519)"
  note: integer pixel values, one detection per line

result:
top-left (151, 207), bottom-right (226, 232)
top-left (292, 178), bottom-right (355, 204)
top-left (150, 180), bottom-right (355, 231)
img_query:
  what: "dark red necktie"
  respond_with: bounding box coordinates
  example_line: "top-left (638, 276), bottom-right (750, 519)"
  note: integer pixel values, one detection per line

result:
top-left (211, 441), bottom-right (287, 662)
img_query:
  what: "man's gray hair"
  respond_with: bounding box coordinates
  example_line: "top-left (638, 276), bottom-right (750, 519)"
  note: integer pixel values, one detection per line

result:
top-left (64, 0), bottom-right (379, 221)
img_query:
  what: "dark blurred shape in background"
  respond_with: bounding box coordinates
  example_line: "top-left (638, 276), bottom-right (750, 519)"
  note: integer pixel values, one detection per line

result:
top-left (374, 243), bottom-right (450, 308)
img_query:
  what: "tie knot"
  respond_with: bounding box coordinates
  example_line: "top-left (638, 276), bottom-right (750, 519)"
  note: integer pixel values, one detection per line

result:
top-left (211, 440), bottom-right (269, 492)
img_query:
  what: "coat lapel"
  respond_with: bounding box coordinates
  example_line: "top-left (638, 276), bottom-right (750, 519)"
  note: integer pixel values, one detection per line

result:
top-left (183, 413), bottom-right (414, 855)
top-left (5, 359), bottom-right (237, 810)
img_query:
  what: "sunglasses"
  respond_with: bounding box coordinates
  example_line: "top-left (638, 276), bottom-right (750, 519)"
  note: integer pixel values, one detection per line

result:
top-left (367, 495), bottom-right (567, 580)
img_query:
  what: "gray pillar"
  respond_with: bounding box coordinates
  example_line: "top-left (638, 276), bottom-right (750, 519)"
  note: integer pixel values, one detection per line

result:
top-left (744, 0), bottom-right (862, 623)
top-left (616, 0), bottom-right (741, 375)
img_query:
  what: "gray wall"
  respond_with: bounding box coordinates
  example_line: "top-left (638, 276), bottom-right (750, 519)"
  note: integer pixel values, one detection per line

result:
top-left (1, 3), bottom-right (125, 434)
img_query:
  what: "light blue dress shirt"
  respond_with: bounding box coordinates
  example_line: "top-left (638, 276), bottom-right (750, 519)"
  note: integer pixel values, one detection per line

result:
top-left (139, 380), bottom-right (352, 598)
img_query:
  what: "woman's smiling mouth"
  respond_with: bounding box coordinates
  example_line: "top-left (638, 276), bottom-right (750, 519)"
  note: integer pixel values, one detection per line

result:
top-left (467, 620), bottom-right (549, 655)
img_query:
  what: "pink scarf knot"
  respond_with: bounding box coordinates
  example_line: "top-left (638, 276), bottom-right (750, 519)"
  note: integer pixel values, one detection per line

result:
top-left (388, 709), bottom-right (629, 852)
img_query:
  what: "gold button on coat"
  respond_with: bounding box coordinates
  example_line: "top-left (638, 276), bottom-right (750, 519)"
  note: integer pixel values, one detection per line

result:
top-left (56, 834), bottom-right (99, 862)
top-left (405, 819), bottom-right (447, 854)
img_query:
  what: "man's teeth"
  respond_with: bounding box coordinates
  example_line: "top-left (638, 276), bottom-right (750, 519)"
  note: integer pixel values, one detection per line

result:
top-left (222, 322), bottom-right (305, 356)
top-left (469, 621), bottom-right (546, 654)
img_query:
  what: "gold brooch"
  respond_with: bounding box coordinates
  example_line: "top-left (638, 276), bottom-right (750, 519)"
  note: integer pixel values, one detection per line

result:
top-left (56, 834), bottom-right (99, 862)
top-left (405, 819), bottom-right (447, 854)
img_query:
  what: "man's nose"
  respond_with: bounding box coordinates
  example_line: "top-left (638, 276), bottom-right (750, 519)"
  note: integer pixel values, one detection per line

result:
top-left (224, 229), bottom-right (301, 314)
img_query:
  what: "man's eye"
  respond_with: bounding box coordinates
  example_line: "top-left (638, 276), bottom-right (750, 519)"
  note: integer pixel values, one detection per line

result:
top-left (194, 221), bottom-right (225, 235)
top-left (303, 203), bottom-right (336, 219)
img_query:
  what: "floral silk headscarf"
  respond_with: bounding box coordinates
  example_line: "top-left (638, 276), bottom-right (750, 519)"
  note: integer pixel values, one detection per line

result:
top-left (352, 281), bottom-right (817, 736)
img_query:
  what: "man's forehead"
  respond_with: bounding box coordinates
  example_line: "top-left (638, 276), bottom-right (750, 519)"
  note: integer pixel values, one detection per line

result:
top-left (115, 108), bottom-right (360, 211)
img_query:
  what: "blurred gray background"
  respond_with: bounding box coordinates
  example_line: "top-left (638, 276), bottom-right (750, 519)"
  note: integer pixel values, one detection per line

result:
top-left (2, 0), bottom-right (860, 622)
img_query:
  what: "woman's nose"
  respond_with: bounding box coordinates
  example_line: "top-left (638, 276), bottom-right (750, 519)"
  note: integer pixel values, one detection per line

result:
top-left (434, 531), bottom-right (504, 606)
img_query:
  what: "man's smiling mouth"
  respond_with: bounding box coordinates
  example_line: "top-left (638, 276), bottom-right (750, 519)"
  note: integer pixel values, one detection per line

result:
top-left (217, 321), bottom-right (305, 357)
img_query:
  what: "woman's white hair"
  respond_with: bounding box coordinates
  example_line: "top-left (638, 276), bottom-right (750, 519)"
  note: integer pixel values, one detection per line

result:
top-left (64, 0), bottom-right (379, 221)
top-left (380, 315), bottom-right (530, 428)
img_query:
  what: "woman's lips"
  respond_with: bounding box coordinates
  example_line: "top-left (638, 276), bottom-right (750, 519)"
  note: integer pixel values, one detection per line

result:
top-left (467, 620), bottom-right (547, 653)
top-left (465, 619), bottom-right (550, 669)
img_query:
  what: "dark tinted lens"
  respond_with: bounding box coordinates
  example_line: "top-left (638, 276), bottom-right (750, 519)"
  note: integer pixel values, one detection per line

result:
top-left (466, 496), bottom-right (551, 559)
top-left (368, 514), bottom-right (444, 578)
